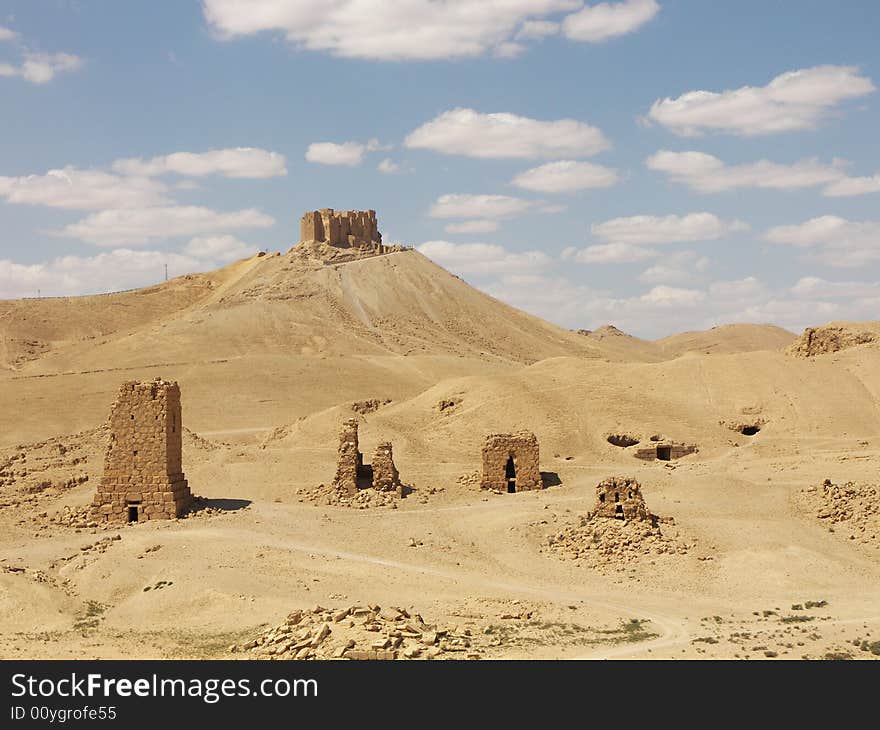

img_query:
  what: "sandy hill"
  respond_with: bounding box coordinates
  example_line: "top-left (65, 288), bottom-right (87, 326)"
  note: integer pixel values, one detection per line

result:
top-left (655, 323), bottom-right (796, 357)
top-left (0, 267), bottom-right (231, 371)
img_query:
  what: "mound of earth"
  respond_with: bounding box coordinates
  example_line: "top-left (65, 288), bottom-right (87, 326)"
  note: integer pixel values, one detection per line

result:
top-left (787, 323), bottom-right (878, 357)
top-left (544, 513), bottom-right (691, 572)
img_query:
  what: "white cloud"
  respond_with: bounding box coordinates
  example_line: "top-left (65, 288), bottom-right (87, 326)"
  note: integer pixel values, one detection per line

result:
top-left (113, 148), bottom-right (287, 178)
top-left (0, 51), bottom-right (83, 84)
top-left (646, 65), bottom-right (875, 136)
top-left (0, 26), bottom-right (18, 42)
top-left (493, 41), bottom-right (526, 59)
top-left (764, 216), bottom-right (880, 267)
top-left (203, 0), bottom-right (587, 61)
top-left (790, 276), bottom-right (880, 299)
top-left (377, 158), bottom-right (400, 174)
top-left (444, 219), bottom-right (500, 234)
top-left (405, 108), bottom-right (610, 159)
top-left (515, 20), bottom-right (560, 40)
top-left (592, 212), bottom-right (748, 244)
top-left (763, 216), bottom-right (875, 247)
top-left (429, 193), bottom-right (536, 220)
top-left (823, 174), bottom-right (880, 197)
top-left (417, 240), bottom-right (552, 276)
top-left (640, 285), bottom-right (704, 307)
top-left (511, 160), bottom-right (618, 192)
top-left (562, 0), bottom-right (659, 42)
top-left (707, 276), bottom-right (765, 301)
top-left (305, 139), bottom-right (379, 166)
top-left (646, 150), bottom-right (850, 193)
top-left (0, 167), bottom-right (169, 210)
top-left (562, 242), bottom-right (658, 263)
top-left (638, 251), bottom-right (707, 284)
top-left (183, 234), bottom-right (258, 261)
top-left (59, 205), bottom-right (275, 247)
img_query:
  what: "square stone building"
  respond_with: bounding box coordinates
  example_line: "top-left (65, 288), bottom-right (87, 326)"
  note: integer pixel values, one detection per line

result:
top-left (592, 476), bottom-right (648, 521)
top-left (480, 432), bottom-right (542, 493)
top-left (92, 379), bottom-right (192, 523)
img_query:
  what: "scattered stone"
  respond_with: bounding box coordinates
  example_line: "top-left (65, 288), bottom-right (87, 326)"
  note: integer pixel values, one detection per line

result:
top-left (234, 604), bottom-right (482, 661)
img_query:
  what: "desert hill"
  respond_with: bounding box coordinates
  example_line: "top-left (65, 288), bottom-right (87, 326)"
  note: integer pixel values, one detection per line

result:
top-left (656, 323), bottom-right (797, 357)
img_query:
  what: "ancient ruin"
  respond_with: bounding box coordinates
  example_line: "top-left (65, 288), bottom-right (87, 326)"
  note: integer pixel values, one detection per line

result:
top-left (332, 419), bottom-right (402, 497)
top-left (591, 476), bottom-right (649, 521)
top-left (480, 432), bottom-right (542, 493)
top-left (294, 209), bottom-right (406, 263)
top-left (301, 209), bottom-right (381, 248)
top-left (634, 442), bottom-right (697, 461)
top-left (787, 324), bottom-right (876, 357)
top-left (372, 442), bottom-right (400, 492)
top-left (547, 476), bottom-right (687, 571)
top-left (91, 379), bottom-right (192, 523)
top-left (333, 418), bottom-right (363, 496)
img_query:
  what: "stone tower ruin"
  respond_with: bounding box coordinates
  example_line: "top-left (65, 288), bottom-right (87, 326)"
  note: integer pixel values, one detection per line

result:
top-left (591, 476), bottom-right (648, 521)
top-left (92, 379), bottom-right (192, 523)
top-left (332, 420), bottom-right (403, 496)
top-left (371, 442), bottom-right (400, 492)
top-left (480, 432), bottom-right (542, 493)
top-left (333, 418), bottom-right (363, 496)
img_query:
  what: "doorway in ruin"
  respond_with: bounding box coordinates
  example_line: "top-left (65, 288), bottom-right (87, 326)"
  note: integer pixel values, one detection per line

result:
top-left (127, 504), bottom-right (139, 523)
top-left (656, 446), bottom-right (672, 461)
top-left (505, 455), bottom-right (516, 493)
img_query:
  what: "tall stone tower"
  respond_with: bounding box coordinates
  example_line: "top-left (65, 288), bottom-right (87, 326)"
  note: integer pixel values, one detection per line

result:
top-left (92, 379), bottom-right (192, 523)
top-left (332, 418), bottom-right (362, 496)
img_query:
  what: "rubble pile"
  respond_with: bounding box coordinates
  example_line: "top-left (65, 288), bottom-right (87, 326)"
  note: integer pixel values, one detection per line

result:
top-left (234, 604), bottom-right (482, 660)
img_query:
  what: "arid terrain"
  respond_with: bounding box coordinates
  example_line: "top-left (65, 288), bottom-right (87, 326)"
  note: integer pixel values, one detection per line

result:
top-left (1, 239), bottom-right (879, 660)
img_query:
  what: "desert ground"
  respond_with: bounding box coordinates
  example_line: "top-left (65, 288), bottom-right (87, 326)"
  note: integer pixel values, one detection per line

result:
top-left (1, 241), bottom-right (879, 660)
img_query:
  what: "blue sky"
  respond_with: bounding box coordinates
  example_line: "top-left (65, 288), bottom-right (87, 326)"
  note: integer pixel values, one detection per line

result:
top-left (1, 1), bottom-right (879, 337)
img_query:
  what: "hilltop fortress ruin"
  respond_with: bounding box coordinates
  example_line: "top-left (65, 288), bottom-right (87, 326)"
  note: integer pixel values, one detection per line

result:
top-left (295, 209), bottom-right (405, 263)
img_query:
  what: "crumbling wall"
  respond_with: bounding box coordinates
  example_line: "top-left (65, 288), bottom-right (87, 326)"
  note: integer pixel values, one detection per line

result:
top-left (372, 442), bottom-right (401, 493)
top-left (92, 379), bottom-right (192, 522)
top-left (480, 432), bottom-right (541, 492)
top-left (300, 209), bottom-right (382, 248)
top-left (300, 210), bottom-right (324, 242)
top-left (333, 418), bottom-right (362, 496)
top-left (591, 476), bottom-right (648, 521)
